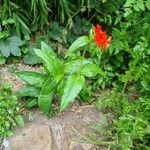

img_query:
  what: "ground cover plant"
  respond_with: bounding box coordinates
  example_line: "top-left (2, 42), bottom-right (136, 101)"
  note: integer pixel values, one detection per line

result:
top-left (0, 31), bottom-right (22, 64)
top-left (0, 83), bottom-right (24, 143)
top-left (93, 87), bottom-right (150, 150)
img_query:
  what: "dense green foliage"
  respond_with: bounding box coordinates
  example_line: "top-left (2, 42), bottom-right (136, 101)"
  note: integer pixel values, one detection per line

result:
top-left (0, 0), bottom-right (105, 36)
top-left (16, 41), bottom-right (104, 114)
top-left (87, 1), bottom-right (150, 149)
top-left (0, 83), bottom-right (24, 142)
top-left (95, 89), bottom-right (150, 150)
top-left (0, 0), bottom-right (150, 149)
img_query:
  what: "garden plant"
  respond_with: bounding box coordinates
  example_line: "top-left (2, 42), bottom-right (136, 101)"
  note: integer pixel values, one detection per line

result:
top-left (0, 0), bottom-right (150, 149)
top-left (0, 83), bottom-right (24, 143)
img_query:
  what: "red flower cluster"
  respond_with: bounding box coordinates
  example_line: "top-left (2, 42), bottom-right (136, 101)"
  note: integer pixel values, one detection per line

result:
top-left (94, 24), bottom-right (111, 51)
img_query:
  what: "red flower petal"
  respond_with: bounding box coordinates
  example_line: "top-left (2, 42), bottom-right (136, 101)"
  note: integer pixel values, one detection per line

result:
top-left (94, 24), bottom-right (111, 51)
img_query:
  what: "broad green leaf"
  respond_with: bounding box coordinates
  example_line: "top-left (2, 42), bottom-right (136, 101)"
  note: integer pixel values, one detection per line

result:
top-left (34, 47), bottom-right (64, 81)
top-left (23, 49), bottom-right (42, 65)
top-left (40, 75), bottom-right (57, 95)
top-left (64, 58), bottom-right (92, 74)
top-left (48, 22), bottom-right (64, 42)
top-left (38, 75), bottom-right (57, 114)
top-left (57, 79), bottom-right (66, 97)
top-left (15, 115), bottom-right (24, 127)
top-left (34, 48), bottom-right (58, 73)
top-left (16, 71), bottom-right (44, 87)
top-left (41, 41), bottom-right (56, 57)
top-left (81, 63), bottom-right (106, 77)
top-left (17, 85), bottom-right (40, 97)
top-left (0, 41), bottom-right (11, 57)
top-left (25, 98), bottom-right (38, 108)
top-left (38, 92), bottom-right (54, 115)
top-left (8, 36), bottom-right (22, 46)
top-left (0, 36), bottom-right (22, 57)
top-left (60, 74), bottom-right (85, 111)
top-left (10, 45), bottom-right (21, 56)
top-left (66, 36), bottom-right (90, 56)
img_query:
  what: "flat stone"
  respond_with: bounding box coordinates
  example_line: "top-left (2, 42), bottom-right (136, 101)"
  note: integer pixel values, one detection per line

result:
top-left (7, 104), bottom-right (106, 150)
top-left (9, 124), bottom-right (53, 150)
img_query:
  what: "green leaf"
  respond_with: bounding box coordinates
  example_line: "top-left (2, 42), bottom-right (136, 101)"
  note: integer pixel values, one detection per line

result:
top-left (17, 85), bottom-right (40, 97)
top-left (64, 58), bottom-right (92, 74)
top-left (0, 41), bottom-right (11, 57)
top-left (0, 54), bottom-right (5, 64)
top-left (0, 32), bottom-right (9, 39)
top-left (38, 75), bottom-right (57, 114)
top-left (124, 0), bottom-right (135, 7)
top-left (23, 49), bottom-right (42, 65)
top-left (10, 45), bottom-right (21, 56)
top-left (41, 41), bottom-right (56, 57)
top-left (0, 36), bottom-right (22, 57)
top-left (80, 86), bottom-right (92, 102)
top-left (8, 36), bottom-right (22, 46)
top-left (2, 18), bottom-right (15, 25)
top-left (15, 15), bottom-right (31, 35)
top-left (15, 115), bottom-right (24, 127)
top-left (66, 36), bottom-right (90, 56)
top-left (41, 75), bottom-right (57, 94)
top-left (16, 71), bottom-right (44, 87)
top-left (38, 92), bottom-right (54, 115)
top-left (81, 63), bottom-right (106, 77)
top-left (64, 58), bottom-right (105, 78)
top-left (25, 98), bottom-right (38, 109)
top-left (57, 79), bottom-right (66, 97)
top-left (48, 22), bottom-right (65, 42)
top-left (34, 49), bottom-right (56, 73)
top-left (34, 44), bottom-right (64, 81)
top-left (60, 74), bottom-right (85, 111)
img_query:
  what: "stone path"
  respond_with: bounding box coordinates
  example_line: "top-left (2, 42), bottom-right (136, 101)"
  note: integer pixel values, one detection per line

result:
top-left (8, 105), bottom-right (107, 150)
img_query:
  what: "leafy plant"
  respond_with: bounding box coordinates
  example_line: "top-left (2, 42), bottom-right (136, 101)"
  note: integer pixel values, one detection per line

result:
top-left (23, 48), bottom-right (42, 65)
top-left (61, 1), bottom-right (150, 149)
top-left (16, 40), bottom-right (104, 114)
top-left (0, 0), bottom-right (49, 37)
top-left (0, 0), bottom-right (111, 38)
top-left (94, 89), bottom-right (150, 150)
top-left (0, 83), bottom-right (24, 143)
top-left (0, 32), bottom-right (22, 64)
top-left (86, 3), bottom-right (150, 148)
top-left (0, 35), bottom-right (22, 57)
top-left (22, 33), bottom-right (50, 65)
top-left (0, 0), bottom-right (31, 37)
top-left (65, 16), bottom-right (92, 45)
